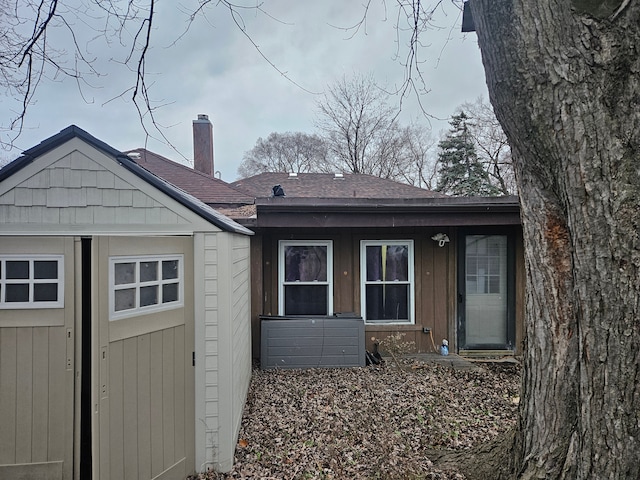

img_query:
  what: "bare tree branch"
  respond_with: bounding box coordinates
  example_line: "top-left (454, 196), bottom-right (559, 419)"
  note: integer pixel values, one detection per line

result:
top-left (0, 0), bottom-right (319, 153)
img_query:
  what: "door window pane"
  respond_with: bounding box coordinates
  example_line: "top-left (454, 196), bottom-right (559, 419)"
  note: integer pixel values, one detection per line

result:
top-left (140, 261), bottom-right (158, 283)
top-left (34, 261), bottom-right (58, 279)
top-left (115, 288), bottom-right (136, 311)
top-left (34, 283), bottom-right (58, 302)
top-left (140, 285), bottom-right (158, 307)
top-left (162, 260), bottom-right (179, 280)
top-left (163, 283), bottom-right (179, 303)
top-left (6, 261), bottom-right (29, 279)
top-left (6, 284), bottom-right (29, 302)
top-left (115, 263), bottom-right (135, 285)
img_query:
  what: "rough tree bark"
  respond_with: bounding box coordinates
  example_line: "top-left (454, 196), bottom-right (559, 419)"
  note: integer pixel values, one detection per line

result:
top-left (469, 1), bottom-right (640, 478)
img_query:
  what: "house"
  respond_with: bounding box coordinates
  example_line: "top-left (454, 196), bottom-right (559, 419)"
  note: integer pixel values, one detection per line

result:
top-left (132, 116), bottom-right (525, 362)
top-left (0, 125), bottom-right (253, 479)
top-left (114, 115), bottom-right (524, 363)
top-left (229, 172), bottom-right (525, 361)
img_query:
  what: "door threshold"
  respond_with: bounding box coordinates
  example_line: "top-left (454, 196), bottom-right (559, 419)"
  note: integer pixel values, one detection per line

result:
top-left (459, 349), bottom-right (515, 359)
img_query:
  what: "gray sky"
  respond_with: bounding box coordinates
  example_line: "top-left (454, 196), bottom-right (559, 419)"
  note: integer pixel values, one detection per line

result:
top-left (2, 1), bottom-right (488, 181)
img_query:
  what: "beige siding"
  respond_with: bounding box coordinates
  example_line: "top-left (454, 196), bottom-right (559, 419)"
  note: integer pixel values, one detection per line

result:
top-left (0, 140), bottom-right (217, 235)
top-left (0, 237), bottom-right (74, 480)
top-left (195, 232), bottom-right (252, 473)
top-left (230, 237), bottom-right (252, 434)
top-left (197, 233), bottom-right (221, 470)
top-left (104, 327), bottom-right (186, 480)
top-left (96, 236), bottom-right (194, 480)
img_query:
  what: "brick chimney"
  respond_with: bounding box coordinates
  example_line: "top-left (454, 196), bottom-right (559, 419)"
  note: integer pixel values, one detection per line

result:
top-left (193, 114), bottom-right (214, 176)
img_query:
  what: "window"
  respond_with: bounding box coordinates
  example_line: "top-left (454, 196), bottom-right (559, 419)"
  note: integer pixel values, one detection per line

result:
top-left (278, 241), bottom-right (332, 316)
top-left (0, 256), bottom-right (64, 309)
top-left (465, 235), bottom-right (507, 295)
top-left (361, 240), bottom-right (414, 324)
top-left (109, 255), bottom-right (183, 320)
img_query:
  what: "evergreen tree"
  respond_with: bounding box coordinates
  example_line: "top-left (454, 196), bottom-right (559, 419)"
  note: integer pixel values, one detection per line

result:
top-left (435, 112), bottom-right (501, 196)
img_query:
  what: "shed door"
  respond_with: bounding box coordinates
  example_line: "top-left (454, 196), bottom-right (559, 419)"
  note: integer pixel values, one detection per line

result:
top-left (95, 236), bottom-right (194, 480)
top-left (0, 237), bottom-right (75, 480)
top-left (458, 234), bottom-right (515, 351)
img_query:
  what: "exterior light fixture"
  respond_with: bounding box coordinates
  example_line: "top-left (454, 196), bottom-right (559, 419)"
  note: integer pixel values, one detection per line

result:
top-left (431, 233), bottom-right (450, 248)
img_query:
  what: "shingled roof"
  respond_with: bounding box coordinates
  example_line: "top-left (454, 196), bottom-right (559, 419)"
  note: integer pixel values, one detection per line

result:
top-left (231, 172), bottom-right (447, 199)
top-left (126, 148), bottom-right (254, 207)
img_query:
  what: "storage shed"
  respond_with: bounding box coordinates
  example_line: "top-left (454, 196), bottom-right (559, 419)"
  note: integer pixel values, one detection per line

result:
top-left (0, 126), bottom-right (253, 479)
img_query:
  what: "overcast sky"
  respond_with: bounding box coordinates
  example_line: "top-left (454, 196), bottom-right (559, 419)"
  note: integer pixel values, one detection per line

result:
top-left (2, 1), bottom-right (488, 181)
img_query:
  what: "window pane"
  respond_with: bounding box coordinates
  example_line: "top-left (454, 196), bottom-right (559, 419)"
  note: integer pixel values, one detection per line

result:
top-left (140, 285), bottom-right (158, 307)
top-left (284, 246), bottom-right (327, 282)
top-left (476, 237), bottom-right (487, 254)
top-left (477, 257), bottom-right (488, 275)
top-left (162, 283), bottom-right (179, 303)
top-left (467, 257), bottom-right (477, 275)
top-left (284, 285), bottom-right (327, 315)
top-left (366, 284), bottom-right (409, 321)
top-left (162, 260), bottom-right (179, 280)
top-left (489, 276), bottom-right (501, 294)
top-left (34, 283), bottom-right (58, 302)
top-left (140, 261), bottom-right (158, 283)
top-left (6, 261), bottom-right (29, 279)
top-left (384, 245), bottom-right (408, 281)
top-left (115, 263), bottom-right (135, 285)
top-left (115, 288), bottom-right (136, 311)
top-left (6, 284), bottom-right (29, 302)
top-left (34, 261), bottom-right (58, 279)
top-left (366, 246), bottom-right (382, 281)
top-left (466, 276), bottom-right (478, 294)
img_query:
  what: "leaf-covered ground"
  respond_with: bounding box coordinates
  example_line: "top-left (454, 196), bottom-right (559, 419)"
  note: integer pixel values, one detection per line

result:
top-left (196, 359), bottom-right (520, 479)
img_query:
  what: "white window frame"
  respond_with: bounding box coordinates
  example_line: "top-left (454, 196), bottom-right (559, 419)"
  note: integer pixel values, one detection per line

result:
top-left (360, 240), bottom-right (415, 325)
top-left (0, 255), bottom-right (65, 309)
top-left (278, 240), bottom-right (333, 316)
top-left (109, 254), bottom-right (184, 321)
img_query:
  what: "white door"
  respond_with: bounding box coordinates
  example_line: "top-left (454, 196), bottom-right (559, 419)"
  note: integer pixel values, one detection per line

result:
top-left (460, 234), bottom-right (514, 350)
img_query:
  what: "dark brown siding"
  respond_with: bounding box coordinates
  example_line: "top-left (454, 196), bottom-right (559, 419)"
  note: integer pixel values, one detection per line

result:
top-left (250, 226), bottom-right (523, 359)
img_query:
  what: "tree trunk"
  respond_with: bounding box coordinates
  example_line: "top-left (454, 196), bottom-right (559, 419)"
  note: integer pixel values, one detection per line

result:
top-left (470, 1), bottom-right (640, 478)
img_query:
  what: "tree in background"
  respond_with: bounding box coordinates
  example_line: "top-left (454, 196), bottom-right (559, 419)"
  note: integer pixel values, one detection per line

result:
top-left (237, 132), bottom-right (329, 178)
top-left (460, 97), bottom-right (516, 195)
top-left (315, 73), bottom-right (418, 182)
top-left (239, 74), bottom-right (438, 185)
top-left (396, 123), bottom-right (438, 189)
top-left (436, 111), bottom-right (501, 196)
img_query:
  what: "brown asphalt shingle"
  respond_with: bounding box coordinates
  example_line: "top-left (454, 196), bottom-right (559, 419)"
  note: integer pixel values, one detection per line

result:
top-left (231, 172), bottom-right (447, 199)
top-left (126, 148), bottom-right (254, 206)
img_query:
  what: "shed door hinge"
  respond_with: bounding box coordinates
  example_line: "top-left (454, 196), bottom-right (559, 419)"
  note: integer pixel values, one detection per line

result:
top-left (192, 351), bottom-right (196, 367)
